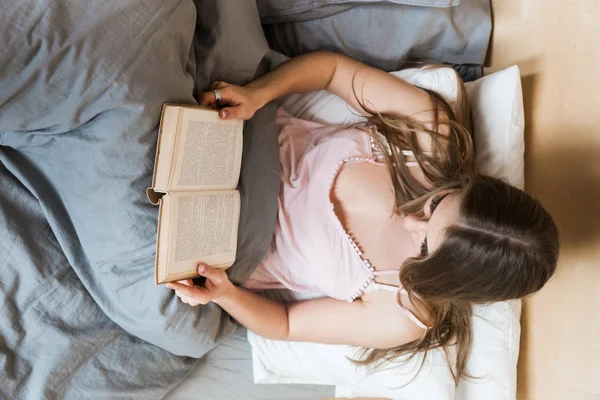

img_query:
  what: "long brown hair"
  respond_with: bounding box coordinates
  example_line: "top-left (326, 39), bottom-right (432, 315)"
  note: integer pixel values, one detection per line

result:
top-left (354, 67), bottom-right (560, 384)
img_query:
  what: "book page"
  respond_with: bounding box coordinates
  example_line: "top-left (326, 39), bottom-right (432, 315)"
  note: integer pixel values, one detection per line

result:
top-left (160, 190), bottom-right (240, 282)
top-left (170, 107), bottom-right (243, 191)
top-left (155, 192), bottom-right (172, 284)
top-left (151, 105), bottom-right (180, 193)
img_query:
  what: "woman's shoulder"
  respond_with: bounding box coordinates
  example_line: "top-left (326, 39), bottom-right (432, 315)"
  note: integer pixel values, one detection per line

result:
top-left (361, 287), bottom-right (432, 332)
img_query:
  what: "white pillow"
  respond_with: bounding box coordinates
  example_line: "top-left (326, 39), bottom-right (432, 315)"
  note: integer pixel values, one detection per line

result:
top-left (466, 66), bottom-right (525, 190)
top-left (248, 66), bottom-right (525, 400)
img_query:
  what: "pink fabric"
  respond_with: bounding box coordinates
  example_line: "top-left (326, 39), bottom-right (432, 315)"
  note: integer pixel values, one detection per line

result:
top-left (244, 109), bottom-right (380, 301)
top-left (245, 109), bottom-right (430, 329)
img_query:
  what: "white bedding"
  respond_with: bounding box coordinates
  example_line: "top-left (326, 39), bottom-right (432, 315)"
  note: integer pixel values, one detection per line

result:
top-left (165, 327), bottom-right (335, 399)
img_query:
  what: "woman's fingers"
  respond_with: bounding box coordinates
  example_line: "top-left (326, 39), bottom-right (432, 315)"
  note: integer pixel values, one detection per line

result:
top-left (199, 91), bottom-right (215, 106)
top-left (197, 264), bottom-right (226, 284)
top-left (177, 292), bottom-right (201, 306)
top-left (218, 106), bottom-right (248, 121)
top-left (199, 83), bottom-right (257, 120)
top-left (166, 264), bottom-right (232, 306)
top-left (167, 282), bottom-right (212, 305)
top-left (200, 82), bottom-right (231, 106)
top-left (199, 89), bottom-right (227, 107)
top-left (210, 81), bottom-right (228, 90)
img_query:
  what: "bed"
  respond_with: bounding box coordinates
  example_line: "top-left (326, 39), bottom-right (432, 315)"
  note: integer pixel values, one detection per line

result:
top-left (0, 1), bottom-right (492, 399)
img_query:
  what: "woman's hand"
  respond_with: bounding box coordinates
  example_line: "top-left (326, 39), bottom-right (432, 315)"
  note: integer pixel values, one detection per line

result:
top-left (200, 81), bottom-right (264, 121)
top-left (165, 264), bottom-right (234, 306)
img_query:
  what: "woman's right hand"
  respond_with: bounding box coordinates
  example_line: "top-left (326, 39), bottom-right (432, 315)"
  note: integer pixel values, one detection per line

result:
top-left (166, 264), bottom-right (235, 306)
top-left (200, 81), bottom-right (264, 121)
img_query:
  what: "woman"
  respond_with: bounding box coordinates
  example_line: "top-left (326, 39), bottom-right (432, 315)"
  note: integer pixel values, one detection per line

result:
top-left (166, 52), bottom-right (559, 382)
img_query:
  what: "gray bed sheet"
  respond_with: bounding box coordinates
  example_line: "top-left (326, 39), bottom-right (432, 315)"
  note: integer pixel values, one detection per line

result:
top-left (0, 0), bottom-right (279, 398)
top-left (167, 327), bottom-right (335, 400)
top-left (263, 0), bottom-right (492, 81)
top-left (257, 0), bottom-right (460, 23)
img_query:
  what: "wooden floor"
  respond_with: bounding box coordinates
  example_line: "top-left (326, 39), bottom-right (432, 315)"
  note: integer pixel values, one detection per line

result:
top-left (489, 1), bottom-right (600, 399)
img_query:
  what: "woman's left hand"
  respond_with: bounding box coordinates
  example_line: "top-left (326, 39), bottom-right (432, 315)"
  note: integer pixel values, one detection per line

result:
top-left (165, 264), bottom-right (234, 306)
top-left (200, 81), bottom-right (264, 121)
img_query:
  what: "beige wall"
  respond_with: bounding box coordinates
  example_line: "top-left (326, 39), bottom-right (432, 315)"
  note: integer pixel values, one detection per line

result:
top-left (489, 1), bottom-right (600, 399)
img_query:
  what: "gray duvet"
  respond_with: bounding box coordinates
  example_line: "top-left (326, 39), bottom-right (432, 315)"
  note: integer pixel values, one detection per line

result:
top-left (0, 1), bottom-right (279, 398)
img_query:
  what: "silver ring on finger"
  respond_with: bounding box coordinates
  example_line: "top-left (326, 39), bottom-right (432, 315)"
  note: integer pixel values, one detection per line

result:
top-left (213, 89), bottom-right (222, 104)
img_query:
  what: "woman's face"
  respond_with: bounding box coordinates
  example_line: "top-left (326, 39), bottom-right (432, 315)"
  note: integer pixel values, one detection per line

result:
top-left (404, 191), bottom-right (461, 257)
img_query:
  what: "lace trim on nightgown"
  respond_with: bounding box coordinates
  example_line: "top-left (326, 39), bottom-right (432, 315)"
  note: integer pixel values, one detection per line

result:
top-left (327, 155), bottom-right (380, 302)
top-left (328, 133), bottom-right (431, 330)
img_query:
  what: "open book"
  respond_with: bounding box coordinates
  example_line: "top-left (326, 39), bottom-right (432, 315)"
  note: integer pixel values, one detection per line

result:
top-left (147, 104), bottom-right (243, 284)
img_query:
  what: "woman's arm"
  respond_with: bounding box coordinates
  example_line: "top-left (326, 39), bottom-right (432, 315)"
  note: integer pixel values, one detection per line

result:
top-left (167, 264), bottom-right (423, 348)
top-left (200, 51), bottom-right (434, 123)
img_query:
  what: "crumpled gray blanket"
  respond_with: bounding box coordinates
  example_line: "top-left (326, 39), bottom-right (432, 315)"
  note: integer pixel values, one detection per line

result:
top-left (257, 0), bottom-right (460, 23)
top-left (0, 0), bottom-right (279, 398)
top-left (262, 0), bottom-right (492, 81)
